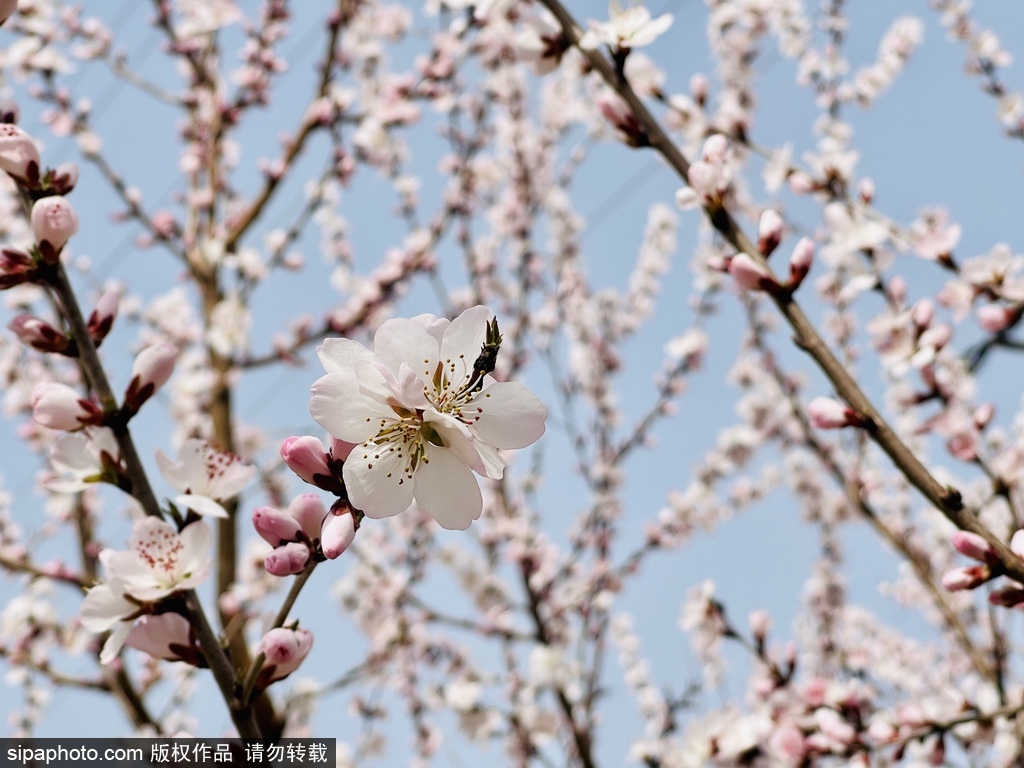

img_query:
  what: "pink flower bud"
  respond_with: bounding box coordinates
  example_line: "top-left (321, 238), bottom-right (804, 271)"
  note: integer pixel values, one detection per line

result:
top-left (912, 299), bottom-right (934, 330)
top-left (0, 124), bottom-right (39, 183)
top-left (758, 209), bottom-right (784, 256)
top-left (86, 287), bottom-right (119, 345)
top-left (918, 323), bottom-right (952, 351)
top-left (858, 177), bottom-right (875, 204)
top-left (867, 719), bottom-right (898, 744)
top-left (8, 313), bottom-right (72, 354)
top-left (1011, 529), bottom-right (1024, 557)
top-left (288, 493), bottom-right (328, 540)
top-left (50, 161), bottom-right (78, 194)
top-left (123, 342), bottom-right (177, 413)
top-left (258, 626), bottom-right (313, 682)
top-left (0, 248), bottom-right (36, 288)
top-left (788, 237), bottom-right (814, 289)
top-left (263, 541), bottom-right (312, 576)
top-left (597, 92), bottom-right (646, 146)
top-left (748, 609), bottom-right (771, 639)
top-left (974, 403), bottom-right (995, 430)
top-left (0, 0), bottom-right (16, 26)
top-left (700, 133), bottom-right (728, 162)
top-left (788, 172), bottom-right (815, 195)
top-left (125, 614), bottom-right (199, 664)
top-left (686, 161), bottom-right (717, 195)
top-left (31, 381), bottom-right (103, 431)
top-left (728, 253), bottom-right (777, 292)
top-left (690, 73), bottom-right (709, 106)
top-left (989, 586), bottom-right (1024, 608)
top-left (31, 196), bottom-right (79, 258)
top-left (281, 436), bottom-right (332, 485)
top-left (952, 531), bottom-right (999, 565)
top-left (941, 564), bottom-right (991, 591)
top-left (322, 506), bottom-right (356, 559)
top-left (977, 304), bottom-right (1014, 332)
top-left (889, 275), bottom-right (907, 306)
top-left (253, 506), bottom-right (303, 547)
top-left (329, 437), bottom-right (357, 461)
top-left (808, 396), bottom-right (860, 429)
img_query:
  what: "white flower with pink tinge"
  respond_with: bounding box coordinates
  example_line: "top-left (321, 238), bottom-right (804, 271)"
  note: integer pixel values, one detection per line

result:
top-left (309, 306), bottom-right (547, 530)
top-left (579, 1), bottom-right (673, 51)
top-left (79, 517), bottom-right (211, 664)
top-left (156, 438), bottom-right (256, 518)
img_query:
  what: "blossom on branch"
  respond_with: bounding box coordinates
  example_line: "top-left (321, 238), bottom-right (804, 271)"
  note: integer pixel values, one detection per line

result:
top-left (31, 196), bottom-right (78, 260)
top-left (579, 1), bottom-right (674, 52)
top-left (45, 427), bottom-right (122, 493)
top-left (31, 381), bottom-right (105, 431)
top-left (257, 626), bottom-right (313, 685)
top-left (123, 342), bottom-right (178, 414)
top-left (79, 518), bottom-right (211, 664)
top-left (310, 306), bottom-right (546, 530)
top-left (0, 123), bottom-right (39, 184)
top-left (155, 438), bottom-right (256, 519)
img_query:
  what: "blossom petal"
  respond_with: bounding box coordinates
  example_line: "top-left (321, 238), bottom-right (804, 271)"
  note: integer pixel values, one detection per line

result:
top-left (80, 584), bottom-right (134, 632)
top-left (310, 371), bottom-right (394, 443)
top-left (155, 439), bottom-right (205, 493)
top-left (629, 12), bottom-right (673, 47)
top-left (439, 305), bottom-right (489, 386)
top-left (414, 447), bottom-right (482, 530)
top-left (99, 620), bottom-right (133, 665)
top-left (343, 442), bottom-right (415, 519)
top-left (466, 382), bottom-right (547, 449)
top-left (175, 520), bottom-right (212, 585)
top-left (174, 493), bottom-right (229, 519)
top-left (372, 318), bottom-right (439, 384)
top-left (316, 337), bottom-right (372, 375)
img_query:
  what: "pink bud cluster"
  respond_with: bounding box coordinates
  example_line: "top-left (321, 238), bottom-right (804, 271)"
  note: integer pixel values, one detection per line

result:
top-left (943, 530), bottom-right (1024, 606)
top-left (253, 492), bottom-right (357, 576)
top-left (717, 210), bottom-right (814, 295)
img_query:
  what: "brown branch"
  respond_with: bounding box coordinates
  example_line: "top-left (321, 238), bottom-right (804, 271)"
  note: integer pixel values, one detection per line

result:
top-left (223, 0), bottom-right (348, 253)
top-left (45, 261), bottom-right (260, 739)
top-left (534, 0), bottom-right (1024, 584)
top-left (743, 299), bottom-right (998, 685)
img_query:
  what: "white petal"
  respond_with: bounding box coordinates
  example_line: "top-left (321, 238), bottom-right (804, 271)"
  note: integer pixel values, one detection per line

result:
top-left (316, 337), bottom-right (372, 375)
top-left (439, 305), bottom-right (490, 387)
top-left (79, 584), bottom-right (134, 631)
top-left (310, 371), bottom-right (394, 443)
top-left (343, 442), bottom-right (415, 519)
top-left (99, 620), bottom-right (134, 665)
top-left (578, 29), bottom-right (601, 50)
top-left (414, 447), bottom-right (482, 530)
top-left (424, 409), bottom-right (486, 475)
top-left (628, 12), bottom-right (672, 47)
top-left (155, 439), bottom-right (205, 493)
top-left (106, 550), bottom-right (161, 592)
top-left (410, 313), bottom-right (449, 345)
top-left (466, 382), bottom-right (547, 449)
top-left (175, 520), bottom-right (212, 582)
top-left (372, 318), bottom-right (439, 383)
top-left (175, 493), bottom-right (229, 519)
top-left (205, 452), bottom-right (255, 499)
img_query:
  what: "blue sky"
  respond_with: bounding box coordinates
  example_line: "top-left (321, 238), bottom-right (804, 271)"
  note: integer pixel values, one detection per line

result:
top-left (2, 0), bottom-right (1024, 763)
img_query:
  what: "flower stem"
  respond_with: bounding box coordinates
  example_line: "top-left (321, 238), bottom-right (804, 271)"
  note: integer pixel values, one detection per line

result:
top-left (239, 563), bottom-right (318, 707)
